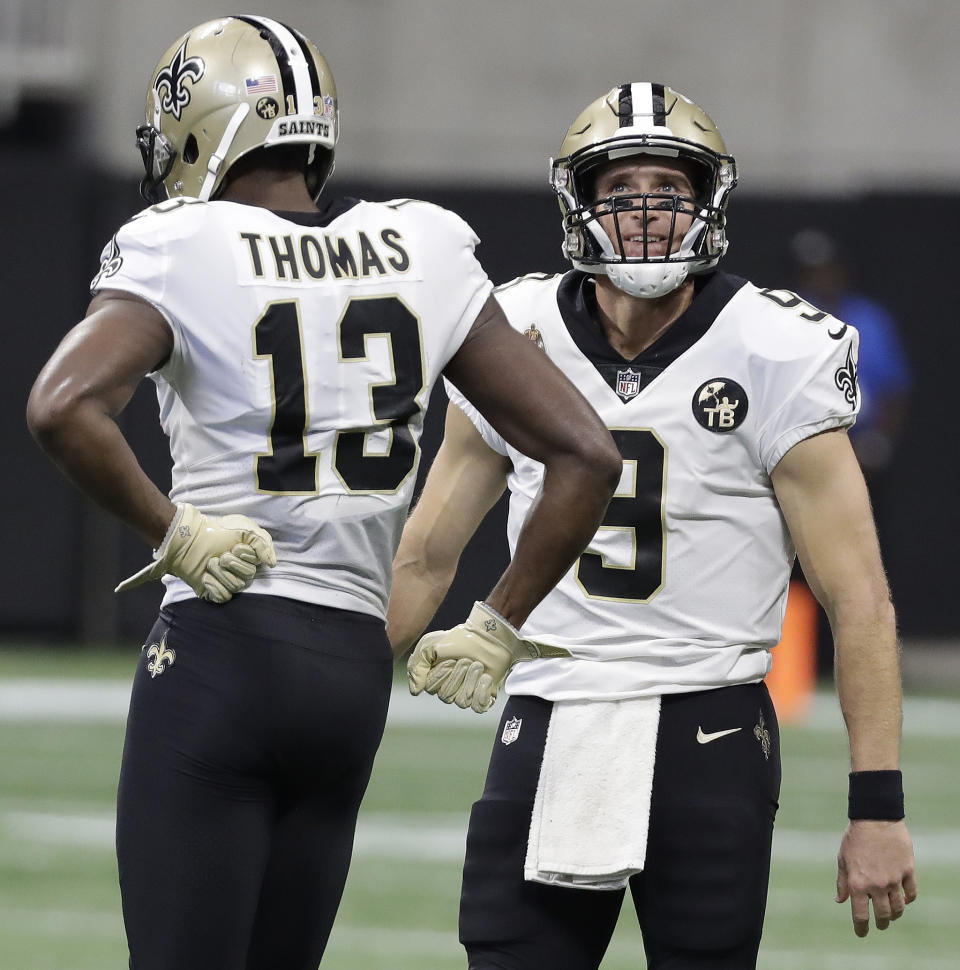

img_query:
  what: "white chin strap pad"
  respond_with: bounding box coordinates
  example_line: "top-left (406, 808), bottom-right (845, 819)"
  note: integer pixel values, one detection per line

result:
top-left (606, 262), bottom-right (691, 299)
top-left (589, 213), bottom-right (707, 299)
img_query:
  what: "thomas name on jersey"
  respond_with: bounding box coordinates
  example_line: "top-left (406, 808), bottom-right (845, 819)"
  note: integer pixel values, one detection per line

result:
top-left (239, 227), bottom-right (411, 282)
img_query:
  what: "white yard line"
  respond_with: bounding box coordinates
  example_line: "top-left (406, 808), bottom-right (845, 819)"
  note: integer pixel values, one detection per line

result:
top-left (805, 691), bottom-right (960, 737)
top-left (2, 680), bottom-right (960, 734)
top-left (0, 679), bottom-right (131, 721)
top-left (0, 907), bottom-right (121, 939)
top-left (4, 808), bottom-right (960, 868)
top-left (0, 679), bottom-right (504, 725)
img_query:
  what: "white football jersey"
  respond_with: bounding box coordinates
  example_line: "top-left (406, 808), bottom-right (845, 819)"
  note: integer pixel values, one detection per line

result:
top-left (446, 270), bottom-right (860, 700)
top-left (92, 196), bottom-right (492, 618)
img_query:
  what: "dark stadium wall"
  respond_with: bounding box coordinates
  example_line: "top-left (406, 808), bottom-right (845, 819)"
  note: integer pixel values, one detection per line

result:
top-left (2, 152), bottom-right (956, 644)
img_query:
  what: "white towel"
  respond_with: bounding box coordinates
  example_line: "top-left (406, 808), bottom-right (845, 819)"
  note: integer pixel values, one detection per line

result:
top-left (524, 695), bottom-right (661, 891)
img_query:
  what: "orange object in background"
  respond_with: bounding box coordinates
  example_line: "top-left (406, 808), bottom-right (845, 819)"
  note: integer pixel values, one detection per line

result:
top-left (766, 579), bottom-right (818, 723)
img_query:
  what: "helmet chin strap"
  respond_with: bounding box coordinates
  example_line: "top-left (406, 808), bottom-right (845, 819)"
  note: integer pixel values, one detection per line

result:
top-left (198, 103), bottom-right (251, 201)
top-left (585, 215), bottom-right (705, 299)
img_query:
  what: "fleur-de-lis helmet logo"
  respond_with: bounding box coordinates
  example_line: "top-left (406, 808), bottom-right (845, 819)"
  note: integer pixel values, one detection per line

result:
top-left (154, 39), bottom-right (205, 121)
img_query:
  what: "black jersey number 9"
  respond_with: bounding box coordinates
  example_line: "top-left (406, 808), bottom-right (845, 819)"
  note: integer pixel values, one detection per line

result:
top-left (575, 428), bottom-right (666, 603)
top-left (254, 296), bottom-right (424, 494)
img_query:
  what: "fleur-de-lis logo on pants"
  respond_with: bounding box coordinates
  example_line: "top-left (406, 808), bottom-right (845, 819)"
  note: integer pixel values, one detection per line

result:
top-left (154, 39), bottom-right (205, 121)
top-left (146, 633), bottom-right (176, 679)
top-left (753, 710), bottom-right (771, 761)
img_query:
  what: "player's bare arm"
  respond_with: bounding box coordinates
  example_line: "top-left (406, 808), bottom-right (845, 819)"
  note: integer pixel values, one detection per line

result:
top-left (27, 290), bottom-right (176, 546)
top-left (443, 295), bottom-right (621, 628)
top-left (388, 403), bottom-right (510, 657)
top-left (28, 289), bottom-right (277, 603)
top-left (771, 428), bottom-right (917, 936)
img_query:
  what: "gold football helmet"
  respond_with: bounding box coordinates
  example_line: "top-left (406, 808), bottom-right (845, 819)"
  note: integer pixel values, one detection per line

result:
top-left (136, 15), bottom-right (338, 203)
top-left (550, 83), bottom-right (737, 298)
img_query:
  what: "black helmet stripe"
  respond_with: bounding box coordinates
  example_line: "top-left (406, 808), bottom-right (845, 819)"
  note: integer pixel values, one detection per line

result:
top-left (621, 83), bottom-right (667, 128)
top-left (285, 24), bottom-right (322, 106)
top-left (233, 14), bottom-right (314, 113)
top-left (651, 83), bottom-right (667, 125)
top-left (617, 83), bottom-right (633, 127)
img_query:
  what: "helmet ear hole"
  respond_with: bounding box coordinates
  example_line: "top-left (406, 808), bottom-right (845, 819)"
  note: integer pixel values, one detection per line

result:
top-left (183, 134), bottom-right (199, 164)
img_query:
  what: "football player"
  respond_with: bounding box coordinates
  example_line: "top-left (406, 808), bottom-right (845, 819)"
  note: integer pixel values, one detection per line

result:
top-left (390, 83), bottom-right (917, 969)
top-left (25, 17), bottom-right (620, 970)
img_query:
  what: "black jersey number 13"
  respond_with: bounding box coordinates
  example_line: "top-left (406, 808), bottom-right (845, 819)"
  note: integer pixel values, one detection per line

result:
top-left (254, 296), bottom-right (424, 494)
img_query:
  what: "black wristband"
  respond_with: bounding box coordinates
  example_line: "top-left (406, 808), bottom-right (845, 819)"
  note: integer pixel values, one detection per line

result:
top-left (848, 770), bottom-right (904, 820)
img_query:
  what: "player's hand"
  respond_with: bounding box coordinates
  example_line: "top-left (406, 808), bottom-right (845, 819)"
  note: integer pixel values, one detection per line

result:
top-left (407, 601), bottom-right (569, 713)
top-left (836, 819), bottom-right (917, 937)
top-left (115, 503), bottom-right (277, 603)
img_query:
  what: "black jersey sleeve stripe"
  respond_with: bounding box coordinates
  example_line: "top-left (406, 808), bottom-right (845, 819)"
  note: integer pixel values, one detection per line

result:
top-left (233, 14), bottom-right (299, 112)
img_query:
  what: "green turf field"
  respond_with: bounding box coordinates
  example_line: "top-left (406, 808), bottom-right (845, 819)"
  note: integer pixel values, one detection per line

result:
top-left (0, 646), bottom-right (956, 969)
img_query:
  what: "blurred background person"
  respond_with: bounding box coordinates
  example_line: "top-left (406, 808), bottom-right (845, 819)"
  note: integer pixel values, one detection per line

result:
top-left (789, 228), bottom-right (912, 510)
top-left (782, 228), bottom-right (915, 691)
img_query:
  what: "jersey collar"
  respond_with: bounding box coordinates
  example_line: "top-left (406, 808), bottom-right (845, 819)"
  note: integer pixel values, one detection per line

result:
top-left (270, 196), bottom-right (362, 226)
top-left (556, 270), bottom-right (747, 400)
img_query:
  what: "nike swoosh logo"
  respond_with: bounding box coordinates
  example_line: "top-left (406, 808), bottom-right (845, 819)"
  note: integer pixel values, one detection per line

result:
top-left (696, 726), bottom-right (742, 744)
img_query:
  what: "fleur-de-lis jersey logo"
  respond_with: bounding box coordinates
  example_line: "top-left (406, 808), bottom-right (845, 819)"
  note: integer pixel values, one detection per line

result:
top-left (91, 235), bottom-right (123, 288)
top-left (145, 633), bottom-right (176, 679)
top-left (753, 710), bottom-right (771, 761)
top-left (834, 344), bottom-right (859, 410)
top-left (154, 39), bottom-right (205, 121)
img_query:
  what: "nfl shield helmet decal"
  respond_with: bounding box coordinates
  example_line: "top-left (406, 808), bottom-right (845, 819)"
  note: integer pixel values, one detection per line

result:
top-left (616, 368), bottom-right (642, 402)
top-left (692, 378), bottom-right (748, 433)
top-left (501, 716), bottom-right (523, 745)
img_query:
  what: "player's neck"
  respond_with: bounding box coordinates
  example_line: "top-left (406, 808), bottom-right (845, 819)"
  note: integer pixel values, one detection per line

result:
top-left (592, 276), bottom-right (694, 358)
top-left (218, 169), bottom-right (319, 212)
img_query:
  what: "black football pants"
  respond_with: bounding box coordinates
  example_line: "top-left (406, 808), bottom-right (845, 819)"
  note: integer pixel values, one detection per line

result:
top-left (116, 594), bottom-right (393, 970)
top-left (460, 683), bottom-right (781, 970)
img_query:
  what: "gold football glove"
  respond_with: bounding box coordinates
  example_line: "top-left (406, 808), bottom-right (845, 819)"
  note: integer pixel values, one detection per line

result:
top-left (115, 503), bottom-right (277, 604)
top-left (407, 601), bottom-right (570, 713)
